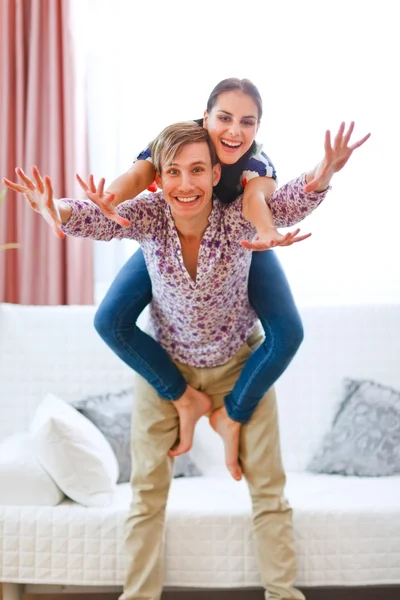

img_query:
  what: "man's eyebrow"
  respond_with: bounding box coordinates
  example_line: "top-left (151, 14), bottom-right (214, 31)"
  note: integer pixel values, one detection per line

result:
top-left (218, 109), bottom-right (257, 120)
top-left (169, 160), bottom-right (208, 167)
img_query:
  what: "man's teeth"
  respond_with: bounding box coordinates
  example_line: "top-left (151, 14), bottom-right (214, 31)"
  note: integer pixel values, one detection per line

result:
top-left (221, 140), bottom-right (241, 148)
top-left (176, 196), bottom-right (198, 203)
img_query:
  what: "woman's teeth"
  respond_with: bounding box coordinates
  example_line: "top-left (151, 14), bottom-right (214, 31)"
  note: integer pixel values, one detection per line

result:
top-left (221, 139), bottom-right (242, 148)
top-left (176, 196), bottom-right (198, 204)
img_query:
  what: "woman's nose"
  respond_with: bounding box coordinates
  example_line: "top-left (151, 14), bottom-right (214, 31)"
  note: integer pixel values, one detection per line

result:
top-left (228, 121), bottom-right (240, 136)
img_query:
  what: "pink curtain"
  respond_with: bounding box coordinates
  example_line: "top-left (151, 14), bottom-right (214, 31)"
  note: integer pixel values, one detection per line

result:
top-left (0, 0), bottom-right (93, 304)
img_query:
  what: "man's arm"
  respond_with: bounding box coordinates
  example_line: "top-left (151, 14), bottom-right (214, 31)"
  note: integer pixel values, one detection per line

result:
top-left (241, 177), bottom-right (309, 249)
top-left (75, 159), bottom-right (156, 228)
top-left (57, 200), bottom-right (72, 224)
top-left (3, 166), bottom-right (154, 242)
top-left (244, 121), bottom-right (371, 233)
top-left (304, 121), bottom-right (370, 192)
top-left (266, 173), bottom-right (329, 228)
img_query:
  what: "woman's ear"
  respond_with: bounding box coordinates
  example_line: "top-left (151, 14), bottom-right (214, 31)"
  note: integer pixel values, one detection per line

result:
top-left (203, 110), bottom-right (208, 129)
top-left (155, 173), bottom-right (162, 189)
top-left (212, 162), bottom-right (221, 187)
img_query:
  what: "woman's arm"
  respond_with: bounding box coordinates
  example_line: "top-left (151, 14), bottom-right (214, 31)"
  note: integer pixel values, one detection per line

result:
top-left (106, 159), bottom-right (156, 206)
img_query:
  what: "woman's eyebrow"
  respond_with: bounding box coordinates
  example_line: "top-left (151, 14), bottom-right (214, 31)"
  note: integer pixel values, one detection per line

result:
top-left (218, 110), bottom-right (257, 120)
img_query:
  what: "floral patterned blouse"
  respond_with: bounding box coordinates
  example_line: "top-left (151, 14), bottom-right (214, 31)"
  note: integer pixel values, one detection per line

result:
top-left (61, 174), bottom-right (328, 367)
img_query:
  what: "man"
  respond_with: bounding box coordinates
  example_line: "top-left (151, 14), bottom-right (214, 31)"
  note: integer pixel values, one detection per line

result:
top-left (4, 121), bottom-right (355, 600)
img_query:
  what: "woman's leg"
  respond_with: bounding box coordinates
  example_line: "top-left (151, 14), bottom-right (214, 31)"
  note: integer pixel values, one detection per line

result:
top-left (94, 248), bottom-right (211, 453)
top-left (224, 249), bottom-right (304, 424)
top-left (94, 247), bottom-right (187, 400)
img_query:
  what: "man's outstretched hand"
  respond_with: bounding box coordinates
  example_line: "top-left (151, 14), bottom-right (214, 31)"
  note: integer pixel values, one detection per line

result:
top-left (76, 174), bottom-right (131, 227)
top-left (3, 166), bottom-right (64, 239)
top-left (304, 122), bottom-right (371, 193)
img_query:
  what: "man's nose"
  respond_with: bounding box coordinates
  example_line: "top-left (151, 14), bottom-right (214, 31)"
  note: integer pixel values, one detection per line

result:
top-left (178, 172), bottom-right (195, 191)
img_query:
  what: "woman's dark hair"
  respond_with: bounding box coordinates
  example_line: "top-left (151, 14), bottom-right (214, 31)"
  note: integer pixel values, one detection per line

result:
top-left (206, 78), bottom-right (263, 122)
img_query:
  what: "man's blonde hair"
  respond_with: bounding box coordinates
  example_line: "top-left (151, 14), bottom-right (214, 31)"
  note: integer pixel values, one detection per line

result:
top-left (150, 121), bottom-right (218, 174)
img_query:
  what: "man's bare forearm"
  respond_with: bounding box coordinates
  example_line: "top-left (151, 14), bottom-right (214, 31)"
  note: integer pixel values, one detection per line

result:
top-left (305, 162), bottom-right (332, 191)
top-left (57, 200), bottom-right (72, 224)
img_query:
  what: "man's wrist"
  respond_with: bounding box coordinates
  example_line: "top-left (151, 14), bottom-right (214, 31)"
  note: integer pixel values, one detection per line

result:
top-left (57, 200), bottom-right (72, 224)
top-left (314, 176), bottom-right (333, 192)
top-left (256, 224), bottom-right (276, 236)
top-left (305, 165), bottom-right (333, 193)
top-left (105, 189), bottom-right (123, 207)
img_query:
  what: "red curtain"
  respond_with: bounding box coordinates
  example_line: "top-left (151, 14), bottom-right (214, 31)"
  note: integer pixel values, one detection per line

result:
top-left (0, 0), bottom-right (93, 304)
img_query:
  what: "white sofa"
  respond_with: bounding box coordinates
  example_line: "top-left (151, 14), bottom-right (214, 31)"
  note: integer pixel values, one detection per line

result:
top-left (1, 302), bottom-right (400, 600)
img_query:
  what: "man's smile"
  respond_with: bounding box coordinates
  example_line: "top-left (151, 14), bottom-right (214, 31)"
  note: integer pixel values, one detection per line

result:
top-left (174, 195), bottom-right (200, 204)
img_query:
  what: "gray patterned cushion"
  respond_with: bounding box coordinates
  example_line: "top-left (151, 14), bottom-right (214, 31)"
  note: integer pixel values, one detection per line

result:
top-left (307, 379), bottom-right (400, 477)
top-left (74, 389), bottom-right (201, 483)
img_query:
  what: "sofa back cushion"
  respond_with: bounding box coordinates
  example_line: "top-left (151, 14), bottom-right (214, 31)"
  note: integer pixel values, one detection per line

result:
top-left (275, 304), bottom-right (400, 471)
top-left (1, 302), bottom-right (400, 472)
top-left (191, 305), bottom-right (400, 474)
top-left (0, 303), bottom-right (133, 442)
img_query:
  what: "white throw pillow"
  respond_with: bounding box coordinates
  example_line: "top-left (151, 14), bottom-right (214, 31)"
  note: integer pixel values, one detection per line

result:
top-left (30, 394), bottom-right (119, 507)
top-left (0, 433), bottom-right (65, 506)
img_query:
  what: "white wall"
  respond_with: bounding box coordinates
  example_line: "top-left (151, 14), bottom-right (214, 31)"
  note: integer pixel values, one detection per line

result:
top-left (72, 0), bottom-right (400, 306)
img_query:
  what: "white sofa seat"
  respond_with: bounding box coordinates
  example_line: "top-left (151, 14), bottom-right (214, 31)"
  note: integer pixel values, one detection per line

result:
top-left (1, 302), bottom-right (400, 594)
top-left (2, 474), bottom-right (400, 588)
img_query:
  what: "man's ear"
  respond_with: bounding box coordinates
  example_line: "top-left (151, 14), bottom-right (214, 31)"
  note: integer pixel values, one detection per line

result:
top-left (155, 172), bottom-right (162, 189)
top-left (212, 162), bottom-right (221, 187)
top-left (203, 110), bottom-right (208, 129)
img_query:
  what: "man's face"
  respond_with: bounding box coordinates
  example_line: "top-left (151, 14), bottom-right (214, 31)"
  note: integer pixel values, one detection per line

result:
top-left (156, 142), bottom-right (221, 225)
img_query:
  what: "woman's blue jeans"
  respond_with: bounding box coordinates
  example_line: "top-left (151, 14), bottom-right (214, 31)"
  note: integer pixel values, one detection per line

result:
top-left (94, 247), bottom-right (303, 423)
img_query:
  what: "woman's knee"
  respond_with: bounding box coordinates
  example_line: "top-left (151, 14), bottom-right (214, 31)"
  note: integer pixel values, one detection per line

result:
top-left (286, 312), bottom-right (304, 354)
top-left (260, 312), bottom-right (304, 361)
top-left (94, 301), bottom-right (116, 342)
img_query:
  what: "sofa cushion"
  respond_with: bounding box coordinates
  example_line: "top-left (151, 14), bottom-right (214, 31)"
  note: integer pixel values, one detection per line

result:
top-left (73, 388), bottom-right (202, 483)
top-left (30, 394), bottom-right (119, 506)
top-left (0, 432), bottom-right (64, 506)
top-left (307, 379), bottom-right (400, 477)
top-left (2, 473), bottom-right (400, 588)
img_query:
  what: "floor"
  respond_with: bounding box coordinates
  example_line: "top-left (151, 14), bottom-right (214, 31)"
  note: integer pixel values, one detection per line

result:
top-left (2, 585), bottom-right (400, 600)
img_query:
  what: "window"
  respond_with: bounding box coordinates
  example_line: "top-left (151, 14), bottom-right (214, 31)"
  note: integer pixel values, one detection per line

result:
top-left (72, 0), bottom-right (400, 305)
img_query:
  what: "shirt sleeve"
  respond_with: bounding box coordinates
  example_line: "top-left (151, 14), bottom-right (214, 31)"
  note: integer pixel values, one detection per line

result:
top-left (61, 192), bottom-right (164, 242)
top-left (268, 173), bottom-right (330, 227)
top-left (240, 143), bottom-right (277, 188)
top-left (134, 145), bottom-right (153, 164)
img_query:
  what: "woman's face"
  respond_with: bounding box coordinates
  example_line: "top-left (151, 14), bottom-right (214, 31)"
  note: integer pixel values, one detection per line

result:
top-left (203, 90), bottom-right (260, 165)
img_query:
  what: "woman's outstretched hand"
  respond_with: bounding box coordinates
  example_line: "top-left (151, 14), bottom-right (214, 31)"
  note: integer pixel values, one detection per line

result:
top-left (3, 166), bottom-right (64, 239)
top-left (240, 227), bottom-right (311, 251)
top-left (76, 174), bottom-right (131, 227)
top-left (304, 122), bottom-right (371, 193)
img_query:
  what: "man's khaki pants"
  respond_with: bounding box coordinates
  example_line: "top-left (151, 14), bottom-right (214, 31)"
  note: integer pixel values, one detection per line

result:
top-left (121, 330), bottom-right (305, 600)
